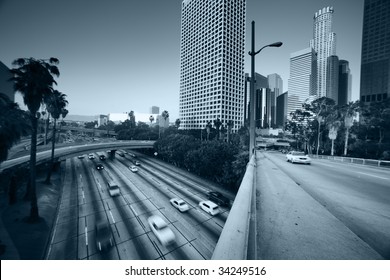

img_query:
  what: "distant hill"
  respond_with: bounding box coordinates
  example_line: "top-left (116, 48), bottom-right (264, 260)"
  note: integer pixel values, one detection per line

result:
top-left (64, 115), bottom-right (97, 122)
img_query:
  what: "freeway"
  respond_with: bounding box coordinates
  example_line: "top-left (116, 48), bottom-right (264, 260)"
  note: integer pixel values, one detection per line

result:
top-left (0, 140), bottom-right (155, 172)
top-left (263, 151), bottom-right (390, 259)
top-left (46, 151), bottom-right (231, 260)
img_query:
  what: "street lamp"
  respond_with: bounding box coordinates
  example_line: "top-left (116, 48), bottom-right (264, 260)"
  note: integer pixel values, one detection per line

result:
top-left (248, 20), bottom-right (282, 160)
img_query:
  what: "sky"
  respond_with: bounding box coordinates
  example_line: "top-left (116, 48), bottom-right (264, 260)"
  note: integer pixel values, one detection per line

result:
top-left (0, 0), bottom-right (364, 121)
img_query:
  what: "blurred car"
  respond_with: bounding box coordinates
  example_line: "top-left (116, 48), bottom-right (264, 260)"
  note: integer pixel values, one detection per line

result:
top-left (88, 153), bottom-right (95, 159)
top-left (286, 151), bottom-right (311, 164)
top-left (134, 160), bottom-right (141, 166)
top-left (95, 163), bottom-right (104, 170)
top-left (148, 215), bottom-right (176, 246)
top-left (199, 200), bottom-right (220, 216)
top-left (99, 155), bottom-right (106, 160)
top-left (129, 165), bottom-right (138, 172)
top-left (77, 155), bottom-right (85, 159)
top-left (95, 219), bottom-right (113, 251)
top-left (116, 151), bottom-right (124, 157)
top-left (170, 198), bottom-right (190, 212)
top-left (107, 181), bottom-right (120, 196)
top-left (207, 191), bottom-right (230, 206)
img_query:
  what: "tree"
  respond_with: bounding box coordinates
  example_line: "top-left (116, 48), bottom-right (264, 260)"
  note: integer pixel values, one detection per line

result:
top-left (160, 110), bottom-right (169, 137)
top-left (304, 97), bottom-right (335, 155)
top-left (10, 57), bottom-right (60, 222)
top-left (45, 90), bottom-right (68, 184)
top-left (175, 118), bottom-right (181, 129)
top-left (57, 108), bottom-right (69, 142)
top-left (213, 118), bottom-right (222, 140)
top-left (206, 120), bottom-right (212, 141)
top-left (337, 101), bottom-right (360, 156)
top-left (0, 93), bottom-right (30, 162)
top-left (128, 111), bottom-right (136, 128)
top-left (226, 120), bottom-right (234, 143)
top-left (149, 115), bottom-right (154, 125)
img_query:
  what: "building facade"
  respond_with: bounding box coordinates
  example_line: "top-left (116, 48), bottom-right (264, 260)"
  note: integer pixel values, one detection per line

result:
top-left (0, 61), bottom-right (14, 102)
top-left (179, 0), bottom-right (246, 132)
top-left (360, 0), bottom-right (390, 104)
top-left (310, 6), bottom-right (336, 98)
top-left (338, 60), bottom-right (352, 105)
top-left (267, 73), bottom-right (283, 128)
top-left (276, 91), bottom-right (288, 128)
top-left (287, 47), bottom-right (317, 117)
top-left (149, 106), bottom-right (159, 114)
top-left (326, 55), bottom-right (339, 103)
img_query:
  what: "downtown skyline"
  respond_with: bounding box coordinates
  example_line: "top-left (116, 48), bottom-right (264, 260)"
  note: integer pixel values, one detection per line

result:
top-left (0, 0), bottom-right (364, 120)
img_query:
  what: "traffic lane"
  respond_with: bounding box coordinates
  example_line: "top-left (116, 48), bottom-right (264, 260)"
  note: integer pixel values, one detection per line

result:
top-left (271, 152), bottom-right (390, 205)
top-left (112, 158), bottom-right (223, 258)
top-left (265, 152), bottom-right (390, 259)
top-left (102, 160), bottom-right (207, 259)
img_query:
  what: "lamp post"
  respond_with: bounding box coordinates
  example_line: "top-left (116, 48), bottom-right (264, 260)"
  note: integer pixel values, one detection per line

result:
top-left (248, 20), bottom-right (282, 160)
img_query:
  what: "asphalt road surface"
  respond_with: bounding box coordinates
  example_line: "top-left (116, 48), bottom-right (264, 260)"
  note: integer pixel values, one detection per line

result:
top-left (263, 151), bottom-right (390, 259)
top-left (46, 151), bottom-right (232, 260)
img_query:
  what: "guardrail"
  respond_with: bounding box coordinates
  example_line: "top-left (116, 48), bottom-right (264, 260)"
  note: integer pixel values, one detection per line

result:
top-left (310, 155), bottom-right (390, 168)
top-left (211, 154), bottom-right (256, 260)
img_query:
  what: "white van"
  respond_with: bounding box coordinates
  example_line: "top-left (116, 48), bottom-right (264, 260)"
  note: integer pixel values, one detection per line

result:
top-left (107, 181), bottom-right (120, 196)
top-left (199, 200), bottom-right (220, 216)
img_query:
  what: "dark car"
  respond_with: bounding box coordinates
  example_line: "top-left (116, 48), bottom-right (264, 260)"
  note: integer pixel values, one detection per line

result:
top-left (207, 191), bottom-right (230, 206)
top-left (99, 155), bottom-right (106, 160)
top-left (95, 219), bottom-right (113, 251)
top-left (95, 163), bottom-right (104, 170)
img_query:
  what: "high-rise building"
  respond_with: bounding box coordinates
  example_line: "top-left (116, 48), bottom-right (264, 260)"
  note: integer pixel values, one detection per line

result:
top-left (360, 0), bottom-right (390, 104)
top-left (288, 47), bottom-right (317, 117)
top-left (244, 72), bottom-right (268, 127)
top-left (149, 106), bottom-right (159, 114)
top-left (276, 91), bottom-right (288, 128)
top-left (310, 6), bottom-right (336, 98)
top-left (338, 60), bottom-right (352, 105)
top-left (179, 0), bottom-right (246, 132)
top-left (326, 55), bottom-right (339, 103)
top-left (268, 73), bottom-right (283, 128)
top-left (0, 61), bottom-right (14, 102)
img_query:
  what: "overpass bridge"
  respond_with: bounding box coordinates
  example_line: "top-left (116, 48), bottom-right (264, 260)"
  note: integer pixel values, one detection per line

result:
top-left (0, 140), bottom-right (155, 172)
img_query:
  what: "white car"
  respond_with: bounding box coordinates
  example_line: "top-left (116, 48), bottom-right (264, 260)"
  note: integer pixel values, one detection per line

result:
top-left (77, 155), bottom-right (85, 159)
top-left (286, 151), bottom-right (311, 164)
top-left (88, 153), bottom-right (95, 159)
top-left (170, 198), bottom-right (190, 212)
top-left (199, 200), bottom-right (220, 216)
top-left (147, 215), bottom-right (176, 246)
top-left (129, 165), bottom-right (138, 172)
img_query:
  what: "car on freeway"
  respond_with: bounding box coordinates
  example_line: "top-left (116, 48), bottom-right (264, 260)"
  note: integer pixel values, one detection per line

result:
top-left (207, 191), bottom-right (230, 206)
top-left (107, 181), bottom-right (120, 196)
top-left (286, 151), bottom-right (311, 164)
top-left (129, 165), bottom-right (138, 172)
top-left (199, 200), bottom-right (220, 216)
top-left (88, 153), bottom-right (95, 159)
top-left (147, 215), bottom-right (176, 246)
top-left (95, 219), bottom-right (114, 251)
top-left (116, 151), bottom-right (124, 157)
top-left (134, 160), bottom-right (141, 166)
top-left (77, 155), bottom-right (85, 159)
top-left (99, 155), bottom-right (106, 160)
top-left (170, 198), bottom-right (190, 212)
top-left (95, 163), bottom-right (104, 170)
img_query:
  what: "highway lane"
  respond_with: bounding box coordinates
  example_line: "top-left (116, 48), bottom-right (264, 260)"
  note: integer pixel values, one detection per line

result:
top-left (47, 151), bottom-right (228, 260)
top-left (264, 151), bottom-right (390, 259)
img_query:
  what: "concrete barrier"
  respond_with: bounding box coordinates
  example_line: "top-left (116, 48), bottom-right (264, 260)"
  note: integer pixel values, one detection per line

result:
top-left (211, 154), bottom-right (256, 260)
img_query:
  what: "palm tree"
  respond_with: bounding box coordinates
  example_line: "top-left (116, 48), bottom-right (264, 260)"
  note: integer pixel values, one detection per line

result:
top-left (45, 90), bottom-right (68, 184)
top-left (160, 110), bottom-right (169, 137)
top-left (213, 118), bottom-right (222, 140)
top-left (175, 118), bottom-right (181, 129)
top-left (57, 108), bottom-right (69, 143)
top-left (10, 57), bottom-right (60, 222)
top-left (149, 115), bottom-right (155, 125)
top-left (0, 93), bottom-right (30, 162)
top-left (227, 120), bottom-right (234, 143)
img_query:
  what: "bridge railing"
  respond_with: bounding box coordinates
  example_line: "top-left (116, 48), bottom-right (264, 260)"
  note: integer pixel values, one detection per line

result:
top-left (211, 154), bottom-right (256, 260)
top-left (310, 155), bottom-right (390, 168)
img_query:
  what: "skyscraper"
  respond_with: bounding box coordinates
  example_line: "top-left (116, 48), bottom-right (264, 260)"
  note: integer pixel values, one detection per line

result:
top-left (288, 47), bottom-right (317, 116)
top-left (310, 6), bottom-right (336, 98)
top-left (268, 73), bottom-right (283, 128)
top-left (0, 61), bottom-right (14, 102)
top-left (179, 0), bottom-right (246, 132)
top-left (360, 0), bottom-right (390, 104)
top-left (326, 55), bottom-right (339, 103)
top-left (338, 60), bottom-right (352, 105)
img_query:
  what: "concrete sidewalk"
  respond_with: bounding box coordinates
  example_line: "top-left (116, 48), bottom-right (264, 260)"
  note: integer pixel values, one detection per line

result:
top-left (255, 151), bottom-right (383, 260)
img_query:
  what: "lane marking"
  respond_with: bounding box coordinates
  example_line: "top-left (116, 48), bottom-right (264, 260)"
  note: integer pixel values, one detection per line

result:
top-left (355, 171), bottom-right (389, 180)
top-left (109, 210), bottom-right (115, 224)
top-left (85, 227), bottom-right (88, 246)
